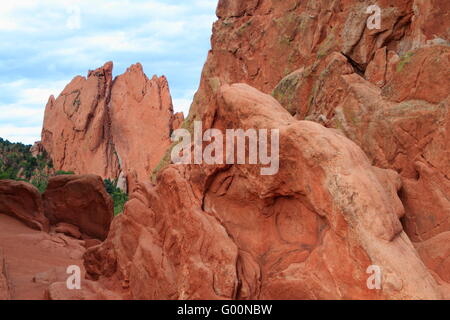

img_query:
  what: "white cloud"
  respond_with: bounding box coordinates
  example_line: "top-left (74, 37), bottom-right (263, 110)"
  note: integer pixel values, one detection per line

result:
top-left (0, 0), bottom-right (218, 143)
top-left (20, 84), bottom-right (67, 105)
top-left (0, 79), bottom-right (68, 105)
top-left (0, 79), bottom-right (68, 143)
top-left (0, 0), bottom-right (196, 33)
top-left (172, 98), bottom-right (192, 116)
top-left (194, 0), bottom-right (218, 9)
top-left (0, 105), bottom-right (43, 120)
top-left (0, 125), bottom-right (42, 145)
top-left (172, 87), bottom-right (199, 115)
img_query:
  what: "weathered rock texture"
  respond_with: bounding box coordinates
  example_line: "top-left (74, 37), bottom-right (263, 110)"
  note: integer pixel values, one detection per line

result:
top-left (110, 63), bottom-right (177, 184)
top-left (0, 249), bottom-right (11, 300)
top-left (0, 180), bottom-right (49, 232)
top-left (41, 62), bottom-right (181, 188)
top-left (43, 175), bottom-right (114, 240)
top-left (0, 214), bottom-right (86, 299)
top-left (41, 62), bottom-right (119, 179)
top-left (81, 0), bottom-right (449, 300)
top-left (30, 141), bottom-right (45, 158)
top-left (7, 0), bottom-right (439, 300)
top-left (84, 84), bottom-right (443, 299)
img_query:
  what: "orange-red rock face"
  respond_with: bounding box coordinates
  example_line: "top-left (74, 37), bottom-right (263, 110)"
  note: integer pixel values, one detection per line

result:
top-left (41, 62), bottom-right (178, 187)
top-left (85, 84), bottom-right (444, 299)
top-left (46, 0), bottom-right (450, 300)
top-left (193, 0), bottom-right (450, 294)
top-left (0, 213), bottom-right (91, 300)
top-left (0, 180), bottom-right (49, 232)
top-left (43, 175), bottom-right (114, 240)
top-left (0, 249), bottom-right (11, 300)
top-left (110, 63), bottom-right (176, 184)
top-left (41, 62), bottom-right (119, 179)
top-left (0, 175), bottom-right (118, 299)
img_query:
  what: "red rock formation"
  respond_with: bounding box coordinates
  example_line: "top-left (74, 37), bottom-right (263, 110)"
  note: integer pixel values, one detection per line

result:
top-left (41, 62), bottom-right (178, 188)
top-left (43, 175), bottom-right (113, 240)
top-left (210, 1), bottom-right (450, 293)
top-left (278, 46), bottom-right (450, 289)
top-left (0, 249), bottom-right (11, 300)
top-left (109, 63), bottom-right (175, 184)
top-left (0, 180), bottom-right (49, 232)
top-left (54, 222), bottom-right (82, 239)
top-left (365, 47), bottom-right (388, 87)
top-left (172, 112), bottom-right (185, 131)
top-left (0, 0), bottom-right (433, 300)
top-left (0, 214), bottom-right (86, 299)
top-left (191, 0), bottom-right (437, 121)
top-left (45, 280), bottom-right (122, 300)
top-left (84, 174), bottom-right (239, 300)
top-left (30, 141), bottom-right (45, 158)
top-left (415, 232), bottom-right (450, 284)
top-left (41, 62), bottom-right (119, 179)
top-left (80, 0), bottom-right (449, 300)
top-left (84, 84), bottom-right (443, 299)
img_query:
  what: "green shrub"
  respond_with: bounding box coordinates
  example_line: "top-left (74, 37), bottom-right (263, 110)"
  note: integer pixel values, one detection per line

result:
top-left (112, 191), bottom-right (128, 216)
top-left (32, 178), bottom-right (48, 193)
top-left (0, 138), bottom-right (52, 181)
top-left (103, 178), bottom-right (128, 216)
top-left (55, 170), bottom-right (75, 175)
top-left (104, 178), bottom-right (116, 194)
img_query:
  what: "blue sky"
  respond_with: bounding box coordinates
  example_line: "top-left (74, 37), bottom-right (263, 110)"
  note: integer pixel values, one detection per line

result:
top-left (0, 0), bottom-right (217, 144)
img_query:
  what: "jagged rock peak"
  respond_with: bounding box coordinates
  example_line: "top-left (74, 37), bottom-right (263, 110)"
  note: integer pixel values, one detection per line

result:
top-left (41, 61), bottom-right (178, 191)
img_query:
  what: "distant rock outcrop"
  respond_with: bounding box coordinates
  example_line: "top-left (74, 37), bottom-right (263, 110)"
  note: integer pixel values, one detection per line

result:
top-left (30, 141), bottom-right (45, 158)
top-left (109, 63), bottom-right (179, 184)
top-left (41, 62), bottom-right (181, 189)
top-left (41, 62), bottom-right (118, 179)
top-left (82, 0), bottom-right (449, 300)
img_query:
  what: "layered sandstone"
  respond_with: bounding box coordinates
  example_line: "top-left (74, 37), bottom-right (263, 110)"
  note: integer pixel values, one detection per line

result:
top-left (0, 214), bottom-right (86, 299)
top-left (41, 62), bottom-right (119, 179)
top-left (0, 175), bottom-right (117, 299)
top-left (204, 0), bottom-right (450, 292)
top-left (80, 0), bottom-right (449, 300)
top-left (41, 62), bottom-right (181, 188)
top-left (0, 249), bottom-right (11, 300)
top-left (109, 63), bottom-right (177, 185)
top-left (85, 84), bottom-right (444, 299)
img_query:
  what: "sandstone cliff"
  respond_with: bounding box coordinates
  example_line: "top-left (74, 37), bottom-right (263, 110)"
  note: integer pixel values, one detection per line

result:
top-left (77, 0), bottom-right (449, 300)
top-left (41, 62), bottom-right (182, 190)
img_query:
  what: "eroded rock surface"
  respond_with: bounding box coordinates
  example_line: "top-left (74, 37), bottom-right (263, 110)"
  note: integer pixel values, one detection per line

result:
top-left (41, 62), bottom-right (178, 189)
top-left (84, 84), bottom-right (443, 299)
top-left (110, 63), bottom-right (176, 184)
top-left (0, 214), bottom-right (86, 299)
top-left (0, 180), bottom-right (49, 232)
top-left (5, 0), bottom-right (446, 300)
top-left (0, 249), bottom-right (11, 300)
top-left (41, 62), bottom-right (119, 179)
top-left (43, 175), bottom-right (114, 240)
top-left (80, 0), bottom-right (449, 300)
